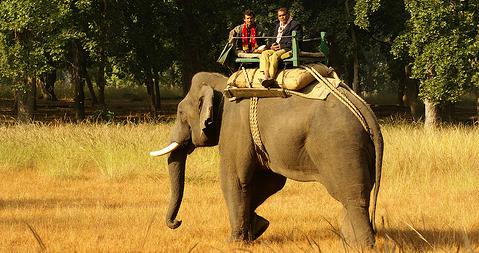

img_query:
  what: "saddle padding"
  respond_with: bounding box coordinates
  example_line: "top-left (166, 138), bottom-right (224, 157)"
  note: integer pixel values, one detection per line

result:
top-left (276, 63), bottom-right (333, 90)
top-left (227, 63), bottom-right (334, 90)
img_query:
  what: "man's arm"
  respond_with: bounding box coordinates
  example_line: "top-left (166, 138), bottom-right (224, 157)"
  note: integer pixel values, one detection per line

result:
top-left (281, 21), bottom-right (302, 51)
top-left (228, 25), bottom-right (240, 43)
top-left (228, 25), bottom-right (242, 53)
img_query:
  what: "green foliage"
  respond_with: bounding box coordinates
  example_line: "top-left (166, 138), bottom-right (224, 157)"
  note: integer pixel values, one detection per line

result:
top-left (0, 0), bottom-right (477, 108)
top-left (0, 0), bottom-right (67, 89)
top-left (354, 0), bottom-right (381, 29)
top-left (392, 0), bottom-right (479, 104)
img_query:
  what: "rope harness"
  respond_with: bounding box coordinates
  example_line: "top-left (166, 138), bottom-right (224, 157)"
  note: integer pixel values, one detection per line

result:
top-left (249, 97), bottom-right (270, 168)
top-left (300, 65), bottom-right (371, 136)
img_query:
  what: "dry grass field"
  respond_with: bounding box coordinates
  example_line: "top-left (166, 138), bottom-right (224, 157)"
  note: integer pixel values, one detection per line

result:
top-left (0, 123), bottom-right (478, 252)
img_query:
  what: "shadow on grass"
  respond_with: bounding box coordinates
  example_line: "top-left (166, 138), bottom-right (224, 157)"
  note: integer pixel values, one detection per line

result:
top-left (379, 228), bottom-right (479, 251)
top-left (257, 226), bottom-right (479, 252)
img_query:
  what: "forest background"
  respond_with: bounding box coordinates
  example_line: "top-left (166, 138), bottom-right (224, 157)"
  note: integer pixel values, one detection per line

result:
top-left (0, 0), bottom-right (478, 127)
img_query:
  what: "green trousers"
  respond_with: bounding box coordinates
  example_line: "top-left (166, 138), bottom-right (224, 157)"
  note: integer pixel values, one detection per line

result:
top-left (259, 49), bottom-right (287, 79)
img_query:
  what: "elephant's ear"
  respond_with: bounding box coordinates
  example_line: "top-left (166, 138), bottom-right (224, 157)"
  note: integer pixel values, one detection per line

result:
top-left (199, 84), bottom-right (214, 132)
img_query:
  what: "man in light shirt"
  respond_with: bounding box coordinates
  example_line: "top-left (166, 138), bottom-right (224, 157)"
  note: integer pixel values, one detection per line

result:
top-left (259, 7), bottom-right (303, 87)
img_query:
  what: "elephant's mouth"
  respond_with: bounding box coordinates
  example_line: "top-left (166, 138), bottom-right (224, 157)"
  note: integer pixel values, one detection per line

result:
top-left (185, 140), bottom-right (196, 154)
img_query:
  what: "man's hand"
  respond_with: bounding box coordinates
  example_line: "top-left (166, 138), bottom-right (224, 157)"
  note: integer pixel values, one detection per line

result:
top-left (253, 45), bottom-right (266, 53)
top-left (271, 43), bottom-right (281, 51)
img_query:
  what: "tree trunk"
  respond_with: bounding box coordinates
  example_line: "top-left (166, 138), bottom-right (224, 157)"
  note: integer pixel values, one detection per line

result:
top-left (39, 70), bottom-right (58, 101)
top-left (351, 39), bottom-right (360, 93)
top-left (32, 77), bottom-right (37, 110)
top-left (96, 61), bottom-right (106, 107)
top-left (475, 88), bottom-right (479, 123)
top-left (397, 66), bottom-right (405, 106)
top-left (70, 40), bottom-right (85, 121)
top-left (153, 72), bottom-right (161, 111)
top-left (345, 0), bottom-right (360, 93)
top-left (97, 0), bottom-right (107, 108)
top-left (83, 65), bottom-right (98, 105)
top-left (145, 75), bottom-right (157, 114)
top-left (16, 76), bottom-right (36, 123)
top-left (403, 65), bottom-right (422, 121)
top-left (177, 0), bottom-right (200, 95)
top-left (328, 35), bottom-right (340, 72)
top-left (476, 95), bottom-right (479, 123)
top-left (37, 77), bottom-right (48, 100)
top-left (424, 99), bottom-right (439, 128)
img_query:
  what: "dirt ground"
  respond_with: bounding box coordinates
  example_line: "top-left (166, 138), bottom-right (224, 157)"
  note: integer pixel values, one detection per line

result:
top-left (0, 97), bottom-right (477, 124)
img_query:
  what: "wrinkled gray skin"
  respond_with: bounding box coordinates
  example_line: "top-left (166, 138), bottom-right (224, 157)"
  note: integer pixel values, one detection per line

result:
top-left (163, 72), bottom-right (383, 247)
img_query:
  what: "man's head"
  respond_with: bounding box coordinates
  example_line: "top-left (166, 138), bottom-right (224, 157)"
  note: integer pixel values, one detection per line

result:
top-left (243, 9), bottom-right (255, 27)
top-left (277, 7), bottom-right (290, 25)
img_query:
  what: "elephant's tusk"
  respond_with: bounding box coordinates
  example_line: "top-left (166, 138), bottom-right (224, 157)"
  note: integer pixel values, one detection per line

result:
top-left (150, 142), bottom-right (180, 157)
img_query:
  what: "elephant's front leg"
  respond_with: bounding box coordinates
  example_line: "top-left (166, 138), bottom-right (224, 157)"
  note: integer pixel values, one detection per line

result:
top-left (219, 160), bottom-right (256, 242)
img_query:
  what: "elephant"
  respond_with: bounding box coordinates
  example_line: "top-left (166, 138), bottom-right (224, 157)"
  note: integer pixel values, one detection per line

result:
top-left (153, 71), bottom-right (383, 247)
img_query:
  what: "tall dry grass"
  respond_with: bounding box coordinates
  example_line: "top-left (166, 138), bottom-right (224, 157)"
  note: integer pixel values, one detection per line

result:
top-left (0, 123), bottom-right (478, 252)
top-left (0, 123), bottom-right (201, 178)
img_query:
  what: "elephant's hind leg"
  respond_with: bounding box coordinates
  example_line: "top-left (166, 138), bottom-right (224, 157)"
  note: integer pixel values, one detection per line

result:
top-left (339, 199), bottom-right (375, 248)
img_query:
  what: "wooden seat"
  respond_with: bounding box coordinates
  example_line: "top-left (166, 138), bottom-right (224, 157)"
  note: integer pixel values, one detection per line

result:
top-left (237, 52), bottom-right (261, 58)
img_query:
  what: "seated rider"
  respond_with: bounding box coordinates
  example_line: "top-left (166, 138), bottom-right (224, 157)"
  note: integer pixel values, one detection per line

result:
top-left (228, 9), bottom-right (266, 56)
top-left (260, 7), bottom-right (303, 87)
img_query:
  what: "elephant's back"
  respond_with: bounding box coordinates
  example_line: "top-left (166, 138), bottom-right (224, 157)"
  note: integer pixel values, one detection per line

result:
top-left (257, 94), bottom-right (366, 135)
top-left (254, 95), bottom-right (373, 180)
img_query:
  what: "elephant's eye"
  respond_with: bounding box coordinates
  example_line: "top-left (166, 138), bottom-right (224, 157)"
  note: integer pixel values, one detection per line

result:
top-left (178, 109), bottom-right (186, 121)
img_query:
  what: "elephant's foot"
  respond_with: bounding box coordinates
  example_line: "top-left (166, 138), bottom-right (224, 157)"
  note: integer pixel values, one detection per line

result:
top-left (229, 214), bottom-right (270, 242)
top-left (250, 213), bottom-right (269, 241)
top-left (339, 207), bottom-right (375, 248)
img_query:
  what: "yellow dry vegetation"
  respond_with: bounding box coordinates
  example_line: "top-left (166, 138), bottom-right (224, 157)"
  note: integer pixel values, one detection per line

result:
top-left (0, 123), bottom-right (478, 252)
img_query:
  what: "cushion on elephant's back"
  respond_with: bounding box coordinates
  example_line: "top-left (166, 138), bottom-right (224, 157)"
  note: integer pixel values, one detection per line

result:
top-left (227, 69), bottom-right (264, 88)
top-left (276, 63), bottom-right (334, 90)
top-left (227, 63), bottom-right (335, 91)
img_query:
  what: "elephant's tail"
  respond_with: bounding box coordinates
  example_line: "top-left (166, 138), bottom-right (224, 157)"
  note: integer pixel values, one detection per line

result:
top-left (361, 101), bottom-right (383, 233)
top-left (339, 84), bottom-right (384, 233)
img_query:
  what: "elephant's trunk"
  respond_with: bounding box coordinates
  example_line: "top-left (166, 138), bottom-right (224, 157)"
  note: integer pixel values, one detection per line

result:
top-left (165, 146), bottom-right (187, 229)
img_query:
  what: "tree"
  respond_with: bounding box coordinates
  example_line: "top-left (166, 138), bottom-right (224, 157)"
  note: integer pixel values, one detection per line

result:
top-left (392, 0), bottom-right (479, 127)
top-left (112, 0), bottom-right (178, 114)
top-left (0, 0), bottom-right (67, 122)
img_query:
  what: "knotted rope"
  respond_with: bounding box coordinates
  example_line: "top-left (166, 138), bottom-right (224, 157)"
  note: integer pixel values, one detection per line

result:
top-left (249, 97), bottom-right (270, 168)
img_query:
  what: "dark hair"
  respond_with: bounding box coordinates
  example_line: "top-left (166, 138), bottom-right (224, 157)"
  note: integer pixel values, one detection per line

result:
top-left (243, 9), bottom-right (255, 17)
top-left (277, 7), bottom-right (289, 14)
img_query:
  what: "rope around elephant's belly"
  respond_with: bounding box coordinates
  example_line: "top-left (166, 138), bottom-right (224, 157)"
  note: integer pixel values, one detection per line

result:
top-left (249, 97), bottom-right (271, 168)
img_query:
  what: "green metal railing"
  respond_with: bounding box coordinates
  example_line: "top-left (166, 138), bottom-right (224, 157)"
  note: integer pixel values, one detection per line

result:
top-left (233, 31), bottom-right (329, 66)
